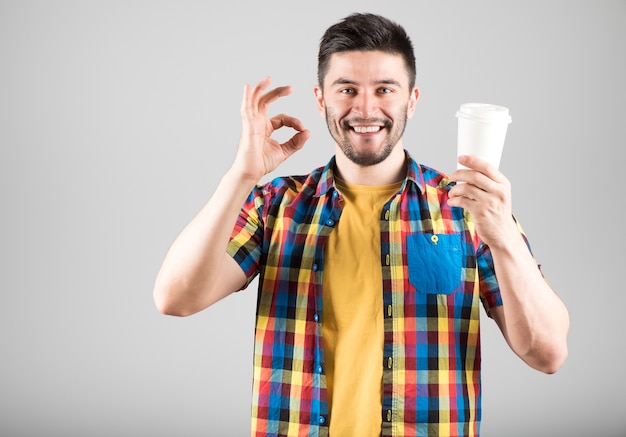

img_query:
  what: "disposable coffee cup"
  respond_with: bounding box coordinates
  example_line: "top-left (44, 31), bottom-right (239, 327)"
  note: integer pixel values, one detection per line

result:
top-left (456, 103), bottom-right (512, 170)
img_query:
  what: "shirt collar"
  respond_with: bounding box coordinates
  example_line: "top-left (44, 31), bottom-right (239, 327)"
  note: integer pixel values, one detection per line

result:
top-left (315, 149), bottom-right (427, 197)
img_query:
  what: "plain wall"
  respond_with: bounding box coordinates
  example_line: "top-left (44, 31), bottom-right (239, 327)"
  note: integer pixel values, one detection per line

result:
top-left (1, 0), bottom-right (624, 435)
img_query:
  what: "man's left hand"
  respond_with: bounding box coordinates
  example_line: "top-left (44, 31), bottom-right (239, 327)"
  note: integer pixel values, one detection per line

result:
top-left (448, 155), bottom-right (519, 248)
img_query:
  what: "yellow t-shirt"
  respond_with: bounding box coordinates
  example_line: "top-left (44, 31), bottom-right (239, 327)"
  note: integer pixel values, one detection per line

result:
top-left (322, 177), bottom-right (401, 435)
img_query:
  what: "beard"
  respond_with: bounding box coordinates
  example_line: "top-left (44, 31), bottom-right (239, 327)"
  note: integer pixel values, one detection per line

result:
top-left (324, 107), bottom-right (409, 167)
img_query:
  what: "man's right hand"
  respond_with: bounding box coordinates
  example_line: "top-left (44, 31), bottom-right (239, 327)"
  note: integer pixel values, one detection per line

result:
top-left (232, 76), bottom-right (311, 182)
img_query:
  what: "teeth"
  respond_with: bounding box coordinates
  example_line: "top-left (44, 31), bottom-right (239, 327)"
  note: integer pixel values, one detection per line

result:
top-left (353, 126), bottom-right (381, 133)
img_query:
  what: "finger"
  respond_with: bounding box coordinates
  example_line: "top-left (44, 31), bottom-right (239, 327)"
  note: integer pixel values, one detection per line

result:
top-left (250, 76), bottom-right (272, 108)
top-left (270, 114), bottom-right (307, 132)
top-left (449, 180), bottom-right (482, 202)
top-left (456, 155), bottom-right (506, 183)
top-left (450, 169), bottom-right (494, 193)
top-left (240, 77), bottom-right (272, 118)
top-left (240, 83), bottom-right (252, 117)
top-left (258, 85), bottom-right (293, 112)
top-left (448, 180), bottom-right (477, 206)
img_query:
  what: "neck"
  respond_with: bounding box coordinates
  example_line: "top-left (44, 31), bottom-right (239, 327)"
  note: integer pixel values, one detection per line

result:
top-left (333, 144), bottom-right (407, 186)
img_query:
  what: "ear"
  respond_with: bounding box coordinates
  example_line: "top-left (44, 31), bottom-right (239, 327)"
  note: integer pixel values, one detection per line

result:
top-left (406, 86), bottom-right (420, 119)
top-left (313, 85), bottom-right (325, 117)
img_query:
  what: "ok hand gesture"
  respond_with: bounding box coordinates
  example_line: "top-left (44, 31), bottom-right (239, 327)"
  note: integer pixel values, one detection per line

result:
top-left (232, 76), bottom-right (311, 182)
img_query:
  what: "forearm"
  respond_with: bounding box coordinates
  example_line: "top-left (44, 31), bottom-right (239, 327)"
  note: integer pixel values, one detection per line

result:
top-left (153, 169), bottom-right (256, 315)
top-left (489, 230), bottom-right (570, 373)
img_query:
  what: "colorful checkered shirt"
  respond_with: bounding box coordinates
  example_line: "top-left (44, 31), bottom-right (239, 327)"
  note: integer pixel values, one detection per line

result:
top-left (227, 151), bottom-right (530, 436)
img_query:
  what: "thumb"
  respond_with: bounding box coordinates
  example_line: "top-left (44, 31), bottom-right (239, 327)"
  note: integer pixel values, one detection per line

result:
top-left (282, 129), bottom-right (311, 155)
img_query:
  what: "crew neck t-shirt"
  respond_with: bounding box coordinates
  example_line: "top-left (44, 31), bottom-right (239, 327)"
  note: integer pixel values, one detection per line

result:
top-left (322, 177), bottom-right (403, 435)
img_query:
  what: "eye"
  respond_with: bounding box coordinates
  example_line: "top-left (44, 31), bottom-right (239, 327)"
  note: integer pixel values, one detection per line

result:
top-left (378, 87), bottom-right (392, 94)
top-left (340, 88), bottom-right (356, 94)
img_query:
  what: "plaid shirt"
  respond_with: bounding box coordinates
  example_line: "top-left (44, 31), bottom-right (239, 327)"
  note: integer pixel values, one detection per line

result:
top-left (228, 151), bottom-right (528, 436)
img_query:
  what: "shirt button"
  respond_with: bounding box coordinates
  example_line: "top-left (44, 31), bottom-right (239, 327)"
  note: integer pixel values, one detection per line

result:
top-left (316, 365), bottom-right (323, 374)
top-left (312, 264), bottom-right (319, 271)
top-left (325, 219), bottom-right (335, 226)
top-left (314, 313), bottom-right (319, 322)
top-left (319, 415), bottom-right (326, 425)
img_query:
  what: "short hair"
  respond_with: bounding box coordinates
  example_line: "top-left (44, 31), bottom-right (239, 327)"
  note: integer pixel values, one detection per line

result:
top-left (317, 13), bottom-right (417, 90)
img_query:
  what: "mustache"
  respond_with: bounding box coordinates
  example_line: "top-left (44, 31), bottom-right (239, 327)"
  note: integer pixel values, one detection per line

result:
top-left (340, 117), bottom-right (393, 130)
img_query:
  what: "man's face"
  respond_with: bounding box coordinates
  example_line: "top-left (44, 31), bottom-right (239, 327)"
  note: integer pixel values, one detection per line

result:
top-left (315, 50), bottom-right (419, 167)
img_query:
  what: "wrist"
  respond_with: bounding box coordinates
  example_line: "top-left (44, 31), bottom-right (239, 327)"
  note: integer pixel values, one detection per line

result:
top-left (485, 222), bottom-right (527, 254)
top-left (223, 166), bottom-right (261, 191)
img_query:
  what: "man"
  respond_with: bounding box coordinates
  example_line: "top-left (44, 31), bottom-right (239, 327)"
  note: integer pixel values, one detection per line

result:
top-left (153, 13), bottom-right (569, 437)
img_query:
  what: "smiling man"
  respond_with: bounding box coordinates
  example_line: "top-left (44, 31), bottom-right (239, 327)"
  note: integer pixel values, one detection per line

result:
top-left (153, 13), bottom-right (569, 437)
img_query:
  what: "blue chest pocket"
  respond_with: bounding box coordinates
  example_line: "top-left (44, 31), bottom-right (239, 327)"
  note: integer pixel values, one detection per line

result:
top-left (407, 233), bottom-right (463, 295)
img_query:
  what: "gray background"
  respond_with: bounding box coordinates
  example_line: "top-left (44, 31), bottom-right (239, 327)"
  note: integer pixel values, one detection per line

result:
top-left (1, 0), bottom-right (624, 435)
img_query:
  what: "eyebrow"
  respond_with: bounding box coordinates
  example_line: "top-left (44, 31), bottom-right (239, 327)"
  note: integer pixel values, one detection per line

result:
top-left (331, 78), bottom-right (403, 87)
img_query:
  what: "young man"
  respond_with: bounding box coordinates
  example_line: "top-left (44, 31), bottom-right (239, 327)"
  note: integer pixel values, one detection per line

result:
top-left (154, 13), bottom-right (569, 437)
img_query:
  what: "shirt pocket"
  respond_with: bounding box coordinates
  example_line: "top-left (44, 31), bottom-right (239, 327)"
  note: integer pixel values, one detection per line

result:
top-left (407, 233), bottom-right (463, 295)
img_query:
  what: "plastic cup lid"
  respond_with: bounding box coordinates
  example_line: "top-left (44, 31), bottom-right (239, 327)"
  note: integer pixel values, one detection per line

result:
top-left (456, 103), bottom-right (512, 123)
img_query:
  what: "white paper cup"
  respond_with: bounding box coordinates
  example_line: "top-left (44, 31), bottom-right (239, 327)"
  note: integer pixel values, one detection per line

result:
top-left (456, 103), bottom-right (512, 169)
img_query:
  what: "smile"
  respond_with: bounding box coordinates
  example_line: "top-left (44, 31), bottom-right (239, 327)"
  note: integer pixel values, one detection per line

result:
top-left (351, 125), bottom-right (383, 133)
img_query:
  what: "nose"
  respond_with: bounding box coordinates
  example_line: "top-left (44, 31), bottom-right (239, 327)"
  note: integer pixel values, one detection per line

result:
top-left (352, 92), bottom-right (379, 119)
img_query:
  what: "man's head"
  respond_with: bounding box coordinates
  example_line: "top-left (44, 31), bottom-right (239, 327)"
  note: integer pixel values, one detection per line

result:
top-left (317, 13), bottom-right (416, 91)
top-left (314, 13), bottom-right (419, 168)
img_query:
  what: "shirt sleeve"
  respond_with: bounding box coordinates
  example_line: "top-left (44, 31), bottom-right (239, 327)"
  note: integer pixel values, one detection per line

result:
top-left (476, 215), bottom-right (539, 316)
top-left (226, 186), bottom-right (265, 290)
top-left (476, 242), bottom-right (502, 315)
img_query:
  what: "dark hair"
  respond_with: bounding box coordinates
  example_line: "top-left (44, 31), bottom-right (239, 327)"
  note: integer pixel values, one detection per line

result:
top-left (317, 13), bottom-right (417, 89)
